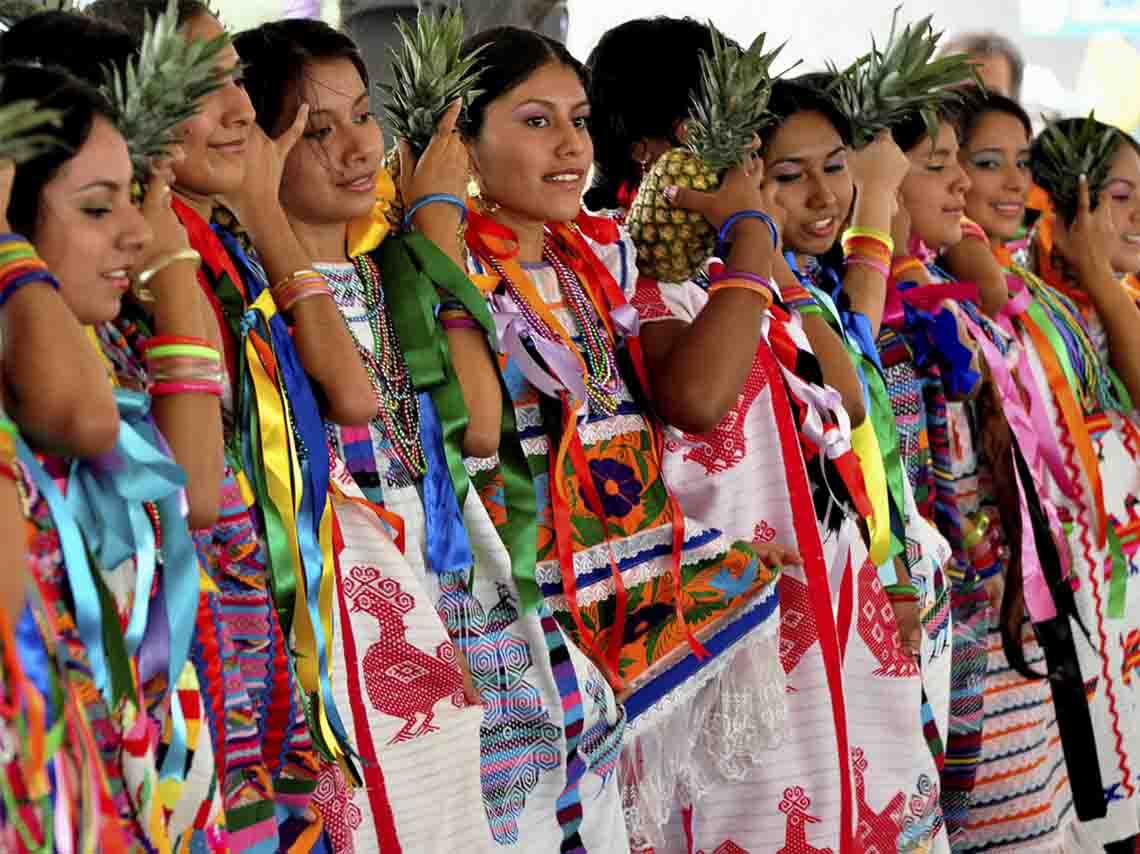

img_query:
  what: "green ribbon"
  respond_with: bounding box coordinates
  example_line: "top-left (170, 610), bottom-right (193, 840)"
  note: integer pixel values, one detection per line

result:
top-left (1025, 300), bottom-right (1082, 400)
top-left (1107, 523), bottom-right (1128, 619)
top-left (377, 233), bottom-right (541, 610)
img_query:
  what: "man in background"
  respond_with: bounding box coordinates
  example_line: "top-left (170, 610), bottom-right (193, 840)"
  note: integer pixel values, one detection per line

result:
top-left (941, 31), bottom-right (1025, 101)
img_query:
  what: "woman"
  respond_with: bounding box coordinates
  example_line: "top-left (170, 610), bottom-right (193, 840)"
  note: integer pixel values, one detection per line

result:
top-left (952, 92), bottom-right (1079, 852)
top-left (0, 62), bottom-right (227, 850)
top-left (970, 104), bottom-right (1140, 854)
top-left (589, 27), bottom-right (946, 848)
top-left (234, 18), bottom-right (518, 852)
top-left (459, 24), bottom-right (786, 852)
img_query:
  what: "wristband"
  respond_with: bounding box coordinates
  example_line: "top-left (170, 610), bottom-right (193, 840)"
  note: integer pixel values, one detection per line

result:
top-left (404, 193), bottom-right (468, 231)
top-left (149, 379), bottom-right (224, 398)
top-left (716, 210), bottom-right (779, 254)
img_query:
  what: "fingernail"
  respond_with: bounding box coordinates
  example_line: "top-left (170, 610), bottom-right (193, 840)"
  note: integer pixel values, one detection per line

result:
top-left (1080, 173), bottom-right (1088, 182)
top-left (663, 185), bottom-right (678, 204)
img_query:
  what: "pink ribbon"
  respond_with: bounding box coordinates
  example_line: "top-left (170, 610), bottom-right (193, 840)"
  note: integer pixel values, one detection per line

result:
top-left (958, 311), bottom-right (1068, 623)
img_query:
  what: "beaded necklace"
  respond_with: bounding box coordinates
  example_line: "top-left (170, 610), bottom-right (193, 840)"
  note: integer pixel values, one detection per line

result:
top-left (484, 234), bottom-right (621, 415)
top-left (346, 253), bottom-right (427, 478)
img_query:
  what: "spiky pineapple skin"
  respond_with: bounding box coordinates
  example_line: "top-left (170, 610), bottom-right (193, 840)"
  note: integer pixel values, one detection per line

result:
top-left (383, 146), bottom-right (406, 230)
top-left (627, 148), bottom-right (720, 282)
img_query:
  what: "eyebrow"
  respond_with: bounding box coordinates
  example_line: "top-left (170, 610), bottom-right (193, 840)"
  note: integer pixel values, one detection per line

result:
top-left (308, 92), bottom-right (369, 117)
top-left (771, 145), bottom-right (846, 165)
top-left (75, 179), bottom-right (121, 193)
top-left (969, 146), bottom-right (1030, 156)
top-left (514, 99), bottom-right (590, 111)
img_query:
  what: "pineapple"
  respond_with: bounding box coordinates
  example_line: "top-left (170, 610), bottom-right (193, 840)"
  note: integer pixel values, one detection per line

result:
top-left (625, 25), bottom-right (783, 282)
top-left (1031, 113), bottom-right (1119, 226)
top-left (827, 9), bottom-right (978, 148)
top-left (0, 94), bottom-right (62, 163)
top-left (379, 7), bottom-right (483, 229)
top-left (101, 0), bottom-right (230, 185)
top-left (0, 0), bottom-right (76, 28)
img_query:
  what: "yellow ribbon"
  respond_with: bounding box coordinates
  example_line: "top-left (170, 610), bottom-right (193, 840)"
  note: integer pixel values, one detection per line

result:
top-left (346, 169), bottom-right (397, 259)
top-left (852, 418), bottom-right (891, 565)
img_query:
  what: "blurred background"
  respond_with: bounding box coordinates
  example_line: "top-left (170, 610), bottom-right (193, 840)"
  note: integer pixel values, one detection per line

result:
top-left (68, 0), bottom-right (1140, 134)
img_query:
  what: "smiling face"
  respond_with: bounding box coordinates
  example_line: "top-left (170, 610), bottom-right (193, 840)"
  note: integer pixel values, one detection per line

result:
top-left (1103, 141), bottom-right (1140, 274)
top-left (900, 121), bottom-right (971, 248)
top-left (961, 110), bottom-right (1031, 241)
top-left (763, 110), bottom-right (853, 257)
top-left (33, 116), bottom-right (151, 324)
top-left (465, 60), bottom-right (592, 227)
top-left (278, 56), bottom-right (383, 228)
top-left (172, 12), bottom-right (256, 199)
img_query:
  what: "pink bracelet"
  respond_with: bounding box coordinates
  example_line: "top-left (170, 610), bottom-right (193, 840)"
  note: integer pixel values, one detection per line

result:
top-left (441, 316), bottom-right (481, 331)
top-left (845, 254), bottom-right (891, 277)
top-left (150, 379), bottom-right (224, 398)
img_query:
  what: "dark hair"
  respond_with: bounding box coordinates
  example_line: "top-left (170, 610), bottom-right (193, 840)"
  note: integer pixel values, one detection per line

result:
top-left (1029, 116), bottom-right (1133, 217)
top-left (940, 31), bottom-right (1024, 100)
top-left (458, 26), bottom-right (587, 140)
top-left (760, 78), bottom-right (853, 148)
top-left (583, 17), bottom-right (713, 210)
top-left (954, 91), bottom-right (1032, 147)
top-left (0, 63), bottom-right (116, 236)
top-left (86, 0), bottom-right (212, 43)
top-left (889, 104), bottom-right (962, 153)
top-left (235, 19), bottom-right (368, 135)
top-left (0, 11), bottom-right (135, 87)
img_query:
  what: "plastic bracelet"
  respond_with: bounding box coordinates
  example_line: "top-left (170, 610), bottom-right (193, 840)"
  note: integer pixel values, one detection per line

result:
top-left (272, 268), bottom-right (326, 291)
top-left (149, 380), bottom-right (224, 398)
top-left (959, 216), bottom-right (987, 244)
top-left (716, 210), bottom-right (779, 253)
top-left (0, 417), bottom-right (16, 439)
top-left (145, 343), bottom-right (220, 362)
top-left (977, 562), bottom-right (1003, 581)
top-left (0, 267), bottom-right (58, 308)
top-left (0, 425), bottom-right (17, 468)
top-left (437, 299), bottom-right (469, 315)
top-left (779, 282), bottom-right (818, 311)
top-left (845, 254), bottom-right (891, 278)
top-left (276, 284), bottom-right (331, 313)
top-left (132, 248), bottom-right (202, 302)
top-left (710, 268), bottom-right (773, 290)
top-left (149, 365), bottom-right (225, 383)
top-left (843, 226), bottom-right (893, 250)
top-left (441, 316), bottom-right (481, 331)
top-left (0, 460), bottom-right (18, 483)
top-left (403, 193), bottom-right (468, 231)
top-left (890, 257), bottom-right (925, 281)
top-left (884, 582), bottom-right (919, 597)
top-left (707, 278), bottom-right (774, 308)
top-left (842, 234), bottom-right (893, 258)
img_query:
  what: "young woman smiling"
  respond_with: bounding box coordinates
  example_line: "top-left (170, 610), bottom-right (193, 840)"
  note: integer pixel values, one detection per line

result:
top-left (460, 25), bottom-right (788, 852)
top-left (587, 25), bottom-right (946, 852)
top-left (235, 18), bottom-right (531, 852)
top-left (984, 112), bottom-right (1140, 854)
top-left (0, 61), bottom-right (231, 850)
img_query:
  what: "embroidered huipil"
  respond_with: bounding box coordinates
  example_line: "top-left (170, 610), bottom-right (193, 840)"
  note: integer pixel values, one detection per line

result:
top-left (467, 219), bottom-right (782, 849)
top-left (1011, 217), bottom-right (1140, 850)
top-left (318, 249), bottom-right (627, 853)
top-left (632, 259), bottom-right (947, 854)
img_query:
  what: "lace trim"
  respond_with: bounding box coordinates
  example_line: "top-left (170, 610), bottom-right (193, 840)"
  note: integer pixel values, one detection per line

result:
top-left (464, 454), bottom-right (499, 473)
top-left (619, 619), bottom-right (787, 849)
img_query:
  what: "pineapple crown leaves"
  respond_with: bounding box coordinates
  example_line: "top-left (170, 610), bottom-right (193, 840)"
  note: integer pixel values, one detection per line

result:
top-left (684, 25), bottom-right (787, 172)
top-left (380, 7), bottom-right (484, 157)
top-left (0, 93), bottom-right (64, 164)
top-left (1031, 112), bottom-right (1121, 226)
top-left (0, 0), bottom-right (77, 26)
top-left (827, 8), bottom-right (979, 148)
top-left (102, 0), bottom-right (232, 179)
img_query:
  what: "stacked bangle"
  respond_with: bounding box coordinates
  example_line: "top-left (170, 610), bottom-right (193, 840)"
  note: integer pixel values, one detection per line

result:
top-left (716, 210), bottom-right (779, 254)
top-left (779, 282), bottom-right (821, 315)
top-left (132, 248), bottom-right (203, 303)
top-left (959, 216), bottom-right (988, 244)
top-left (0, 416), bottom-right (18, 483)
top-left (272, 269), bottom-right (332, 313)
top-left (438, 299), bottom-right (479, 331)
top-left (144, 335), bottom-right (223, 398)
top-left (0, 234), bottom-right (58, 308)
top-left (890, 256), bottom-right (926, 282)
top-left (404, 193), bottom-right (468, 232)
top-left (884, 582), bottom-right (920, 604)
top-left (841, 227), bottom-right (893, 279)
top-left (707, 269), bottom-right (774, 308)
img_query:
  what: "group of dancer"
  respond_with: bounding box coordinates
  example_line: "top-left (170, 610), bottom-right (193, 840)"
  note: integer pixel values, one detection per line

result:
top-left (0, 2), bottom-right (1137, 852)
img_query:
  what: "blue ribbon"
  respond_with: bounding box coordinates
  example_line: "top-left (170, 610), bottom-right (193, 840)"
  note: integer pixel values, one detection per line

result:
top-left (65, 389), bottom-right (198, 780)
top-left (897, 284), bottom-right (982, 400)
top-left (15, 438), bottom-right (111, 702)
top-left (418, 391), bottom-right (475, 574)
top-left (217, 227), bottom-right (355, 761)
